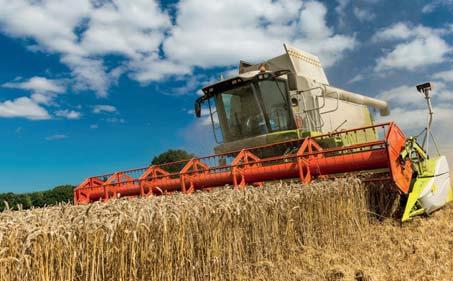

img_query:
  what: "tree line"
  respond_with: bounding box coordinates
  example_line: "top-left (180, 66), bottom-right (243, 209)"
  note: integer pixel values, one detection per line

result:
top-left (0, 185), bottom-right (74, 211)
top-left (1, 149), bottom-right (193, 211)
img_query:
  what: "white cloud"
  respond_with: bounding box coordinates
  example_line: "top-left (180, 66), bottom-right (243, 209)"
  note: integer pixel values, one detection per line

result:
top-left (0, 0), bottom-right (91, 54)
top-left (373, 23), bottom-right (451, 71)
top-left (61, 54), bottom-right (113, 97)
top-left (348, 73), bottom-right (364, 84)
top-left (422, 3), bottom-right (437, 13)
top-left (30, 93), bottom-right (54, 105)
top-left (1, 76), bottom-right (74, 120)
top-left (375, 37), bottom-right (449, 71)
top-left (105, 117), bottom-right (126, 124)
top-left (0, 0), bottom-right (357, 95)
top-left (74, 0), bottom-right (171, 90)
top-left (2, 76), bottom-right (66, 107)
top-left (0, 77), bottom-right (87, 121)
top-left (378, 81), bottom-right (453, 108)
top-left (0, 0), bottom-right (169, 96)
top-left (377, 85), bottom-right (425, 107)
top-left (46, 134), bottom-right (67, 141)
top-left (93, 105), bottom-right (117, 114)
top-left (372, 23), bottom-right (446, 43)
top-left (422, 0), bottom-right (453, 13)
top-left (335, 0), bottom-right (350, 27)
top-left (293, 1), bottom-right (356, 67)
top-left (80, 0), bottom-right (170, 58)
top-left (0, 97), bottom-right (51, 120)
top-left (164, 74), bottom-right (214, 96)
top-left (430, 76), bottom-right (453, 102)
top-left (380, 107), bottom-right (428, 131)
top-left (433, 70), bottom-right (453, 82)
top-left (299, 1), bottom-right (332, 39)
top-left (2, 76), bottom-right (65, 93)
top-left (0, 0), bottom-right (356, 95)
top-left (436, 90), bottom-right (453, 102)
top-left (353, 7), bottom-right (375, 22)
top-left (164, 0), bottom-right (294, 67)
top-left (335, 0), bottom-right (379, 26)
top-left (372, 23), bottom-right (414, 42)
top-left (164, 0), bottom-right (355, 71)
top-left (130, 56), bottom-right (191, 83)
top-left (55, 109), bottom-right (81, 119)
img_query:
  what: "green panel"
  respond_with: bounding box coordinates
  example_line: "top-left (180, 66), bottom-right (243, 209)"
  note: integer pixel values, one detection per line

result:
top-left (401, 178), bottom-right (428, 222)
top-left (401, 157), bottom-right (443, 222)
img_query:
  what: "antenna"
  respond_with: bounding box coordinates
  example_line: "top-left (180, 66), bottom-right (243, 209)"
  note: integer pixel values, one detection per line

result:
top-left (416, 82), bottom-right (434, 156)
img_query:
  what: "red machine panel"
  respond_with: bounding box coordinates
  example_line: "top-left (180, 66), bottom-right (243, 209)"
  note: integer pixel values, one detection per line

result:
top-left (74, 123), bottom-right (412, 204)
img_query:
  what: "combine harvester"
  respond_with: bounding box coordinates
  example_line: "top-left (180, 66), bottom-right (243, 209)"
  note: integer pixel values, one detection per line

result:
top-left (75, 44), bottom-right (452, 221)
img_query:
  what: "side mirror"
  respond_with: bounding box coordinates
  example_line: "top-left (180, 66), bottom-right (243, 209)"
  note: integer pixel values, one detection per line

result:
top-left (195, 101), bottom-right (202, 118)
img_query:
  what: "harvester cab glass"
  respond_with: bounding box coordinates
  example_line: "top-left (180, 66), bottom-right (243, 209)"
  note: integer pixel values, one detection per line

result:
top-left (212, 76), bottom-right (295, 142)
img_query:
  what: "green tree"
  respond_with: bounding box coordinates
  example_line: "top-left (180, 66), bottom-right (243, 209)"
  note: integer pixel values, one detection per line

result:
top-left (0, 185), bottom-right (75, 212)
top-left (43, 185), bottom-right (74, 205)
top-left (31, 192), bottom-right (45, 207)
top-left (151, 149), bottom-right (194, 173)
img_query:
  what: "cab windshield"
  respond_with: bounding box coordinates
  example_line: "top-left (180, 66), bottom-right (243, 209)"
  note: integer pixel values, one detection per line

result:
top-left (214, 79), bottom-right (294, 142)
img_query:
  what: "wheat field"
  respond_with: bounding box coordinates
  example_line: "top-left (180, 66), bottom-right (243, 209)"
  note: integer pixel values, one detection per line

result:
top-left (0, 179), bottom-right (451, 281)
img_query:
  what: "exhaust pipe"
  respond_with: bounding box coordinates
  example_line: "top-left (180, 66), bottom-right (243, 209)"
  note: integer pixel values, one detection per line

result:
top-left (325, 85), bottom-right (390, 116)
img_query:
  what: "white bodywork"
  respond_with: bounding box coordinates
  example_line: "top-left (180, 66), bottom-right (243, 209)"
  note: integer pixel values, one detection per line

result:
top-left (419, 156), bottom-right (451, 214)
top-left (321, 98), bottom-right (372, 132)
top-left (237, 43), bottom-right (390, 133)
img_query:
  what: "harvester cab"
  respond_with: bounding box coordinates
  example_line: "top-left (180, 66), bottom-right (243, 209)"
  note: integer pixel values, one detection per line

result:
top-left (75, 44), bottom-right (452, 222)
top-left (195, 44), bottom-right (390, 154)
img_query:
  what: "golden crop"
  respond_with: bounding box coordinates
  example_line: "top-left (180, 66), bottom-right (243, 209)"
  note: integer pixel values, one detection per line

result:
top-left (0, 179), bottom-right (451, 281)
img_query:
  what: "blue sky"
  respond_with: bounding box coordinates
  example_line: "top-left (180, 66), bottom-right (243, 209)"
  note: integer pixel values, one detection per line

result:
top-left (0, 0), bottom-right (452, 192)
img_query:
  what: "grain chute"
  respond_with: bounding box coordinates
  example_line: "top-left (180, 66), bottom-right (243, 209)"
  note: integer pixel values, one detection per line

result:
top-left (75, 44), bottom-right (452, 221)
